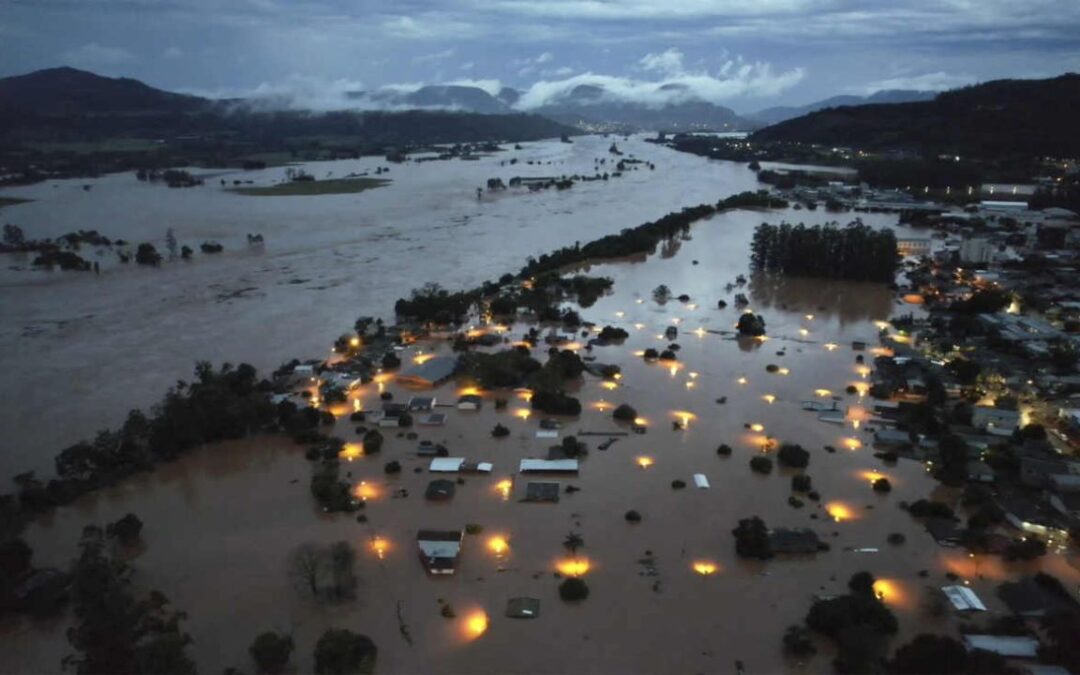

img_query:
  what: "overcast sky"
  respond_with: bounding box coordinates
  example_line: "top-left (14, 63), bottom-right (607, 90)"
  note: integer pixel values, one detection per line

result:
top-left (2, 0), bottom-right (1079, 112)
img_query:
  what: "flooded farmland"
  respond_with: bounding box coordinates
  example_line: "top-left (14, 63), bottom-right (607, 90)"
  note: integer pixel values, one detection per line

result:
top-left (4, 135), bottom-right (1079, 674)
top-left (0, 133), bottom-right (756, 478)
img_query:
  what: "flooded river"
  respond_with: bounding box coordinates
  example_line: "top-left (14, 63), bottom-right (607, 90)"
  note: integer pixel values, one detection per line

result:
top-left (3, 137), bottom-right (1078, 674)
top-left (0, 134), bottom-right (757, 478)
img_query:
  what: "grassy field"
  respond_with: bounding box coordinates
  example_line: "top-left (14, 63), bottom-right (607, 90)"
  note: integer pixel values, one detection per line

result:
top-left (0, 197), bottom-right (32, 209)
top-left (28, 138), bottom-right (165, 154)
top-left (228, 177), bottom-right (391, 196)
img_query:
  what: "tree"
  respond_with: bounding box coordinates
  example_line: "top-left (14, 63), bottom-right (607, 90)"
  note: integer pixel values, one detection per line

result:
top-left (491, 423), bottom-right (509, 438)
top-left (288, 543), bottom-right (322, 598)
top-left (250, 631), bottom-right (294, 673)
top-left (3, 223), bottom-right (26, 247)
top-left (889, 634), bottom-right (967, 674)
top-left (327, 541), bottom-right (357, 600)
top-left (563, 532), bottom-right (584, 555)
top-left (749, 456), bottom-right (773, 474)
top-left (732, 517), bottom-right (772, 559)
top-left (612, 404), bottom-right (638, 421)
top-left (848, 571), bottom-right (876, 596)
top-left (737, 312), bottom-right (767, 337)
top-left (165, 228), bottom-right (178, 259)
top-left (872, 478), bottom-right (892, 493)
top-left (135, 243), bottom-right (163, 266)
top-left (777, 443), bottom-right (809, 468)
top-left (313, 629), bottom-right (377, 675)
top-left (106, 513), bottom-right (144, 545)
top-left (558, 577), bottom-right (589, 601)
top-left (1040, 610), bottom-right (1080, 673)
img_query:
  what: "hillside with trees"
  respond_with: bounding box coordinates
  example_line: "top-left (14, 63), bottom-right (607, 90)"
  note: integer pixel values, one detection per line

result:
top-left (752, 73), bottom-right (1080, 158)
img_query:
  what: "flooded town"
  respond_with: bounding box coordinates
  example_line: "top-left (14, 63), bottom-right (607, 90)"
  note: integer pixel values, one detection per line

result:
top-left (2, 5), bottom-right (1080, 674)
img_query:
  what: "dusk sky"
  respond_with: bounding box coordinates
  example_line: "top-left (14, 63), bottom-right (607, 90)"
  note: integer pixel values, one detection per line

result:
top-left (2, 0), bottom-right (1080, 112)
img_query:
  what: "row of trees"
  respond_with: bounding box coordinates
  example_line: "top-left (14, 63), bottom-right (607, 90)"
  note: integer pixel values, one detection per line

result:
top-left (13, 362), bottom-right (280, 514)
top-left (750, 221), bottom-right (899, 282)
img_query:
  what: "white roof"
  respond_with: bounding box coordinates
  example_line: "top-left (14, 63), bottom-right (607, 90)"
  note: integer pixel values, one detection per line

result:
top-left (962, 635), bottom-right (1038, 658)
top-left (476, 462), bottom-right (494, 473)
top-left (429, 458), bottom-right (466, 472)
top-left (417, 540), bottom-right (461, 558)
top-left (693, 473), bottom-right (710, 489)
top-left (519, 459), bottom-right (579, 472)
top-left (942, 585), bottom-right (987, 612)
top-left (535, 430), bottom-right (559, 439)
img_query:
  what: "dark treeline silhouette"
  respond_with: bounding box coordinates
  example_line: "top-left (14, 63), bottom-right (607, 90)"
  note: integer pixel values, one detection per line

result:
top-left (750, 220), bottom-right (898, 282)
top-left (394, 191), bottom-right (787, 324)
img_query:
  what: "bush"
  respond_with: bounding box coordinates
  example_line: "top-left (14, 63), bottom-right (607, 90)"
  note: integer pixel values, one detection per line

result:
top-left (737, 312), bottom-right (766, 337)
top-left (559, 577), bottom-right (590, 601)
top-left (750, 456), bottom-right (773, 474)
top-left (381, 352), bottom-right (401, 370)
top-left (135, 243), bottom-right (162, 266)
top-left (625, 510), bottom-right (642, 523)
top-left (671, 479), bottom-right (687, 489)
top-left (791, 474), bottom-right (812, 492)
top-left (716, 443), bottom-right (733, 456)
top-left (887, 533), bottom-right (906, 546)
top-left (642, 348), bottom-right (659, 360)
top-left (491, 423), bottom-right (510, 438)
top-left (777, 443), bottom-right (809, 468)
top-left (250, 631), bottom-right (294, 673)
top-left (658, 349), bottom-right (677, 361)
top-left (845, 385), bottom-right (858, 394)
top-left (313, 629), bottom-right (377, 675)
top-left (384, 461), bottom-right (401, 474)
top-left (872, 478), bottom-right (892, 493)
top-left (766, 364), bottom-right (779, 373)
top-left (612, 404), bottom-right (638, 421)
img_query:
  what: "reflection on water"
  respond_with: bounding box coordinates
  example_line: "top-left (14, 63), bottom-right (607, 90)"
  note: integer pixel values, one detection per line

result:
top-left (747, 272), bottom-right (895, 325)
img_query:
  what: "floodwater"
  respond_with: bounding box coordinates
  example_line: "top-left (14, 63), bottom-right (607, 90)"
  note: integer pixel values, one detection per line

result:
top-left (5, 187), bottom-right (1080, 673)
top-left (0, 134), bottom-right (759, 478)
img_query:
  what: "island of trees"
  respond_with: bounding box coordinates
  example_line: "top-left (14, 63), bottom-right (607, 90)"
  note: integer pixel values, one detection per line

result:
top-left (750, 221), bottom-right (899, 282)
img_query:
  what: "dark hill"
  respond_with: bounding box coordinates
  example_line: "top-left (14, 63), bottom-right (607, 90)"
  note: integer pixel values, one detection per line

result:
top-left (0, 67), bottom-right (209, 116)
top-left (752, 73), bottom-right (1080, 157)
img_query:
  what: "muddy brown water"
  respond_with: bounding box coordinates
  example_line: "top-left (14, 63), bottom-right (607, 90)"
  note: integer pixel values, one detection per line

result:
top-left (4, 199), bottom-right (1080, 674)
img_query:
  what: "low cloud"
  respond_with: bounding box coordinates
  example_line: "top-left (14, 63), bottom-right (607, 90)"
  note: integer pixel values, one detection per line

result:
top-left (861, 71), bottom-right (977, 93)
top-left (444, 78), bottom-right (504, 96)
top-left (515, 56), bottom-right (805, 109)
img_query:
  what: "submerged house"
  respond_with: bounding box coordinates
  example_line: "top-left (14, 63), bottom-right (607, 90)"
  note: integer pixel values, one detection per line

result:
top-left (971, 405), bottom-right (1020, 436)
top-left (519, 459), bottom-right (579, 474)
top-left (768, 528), bottom-right (822, 554)
top-left (397, 357), bottom-right (457, 388)
top-left (416, 529), bottom-right (464, 574)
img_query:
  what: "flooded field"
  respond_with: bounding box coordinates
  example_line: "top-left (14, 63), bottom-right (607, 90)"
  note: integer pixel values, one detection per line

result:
top-left (5, 199), bottom-right (1079, 673)
top-left (0, 134), bottom-right (758, 478)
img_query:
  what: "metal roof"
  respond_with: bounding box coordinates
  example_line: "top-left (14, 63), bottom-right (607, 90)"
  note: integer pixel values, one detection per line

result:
top-left (942, 585), bottom-right (987, 612)
top-left (519, 458), bottom-right (579, 473)
top-left (430, 457), bottom-right (466, 472)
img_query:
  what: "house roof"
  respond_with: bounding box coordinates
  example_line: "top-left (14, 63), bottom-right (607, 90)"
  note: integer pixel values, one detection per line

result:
top-left (768, 528), bottom-right (821, 554)
top-left (942, 585), bottom-right (987, 612)
top-left (397, 356), bottom-right (457, 386)
top-left (519, 458), bottom-right (579, 473)
top-left (962, 635), bottom-right (1038, 658)
top-left (430, 457), bottom-right (466, 472)
top-left (505, 597), bottom-right (541, 619)
top-left (523, 481), bottom-right (560, 502)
